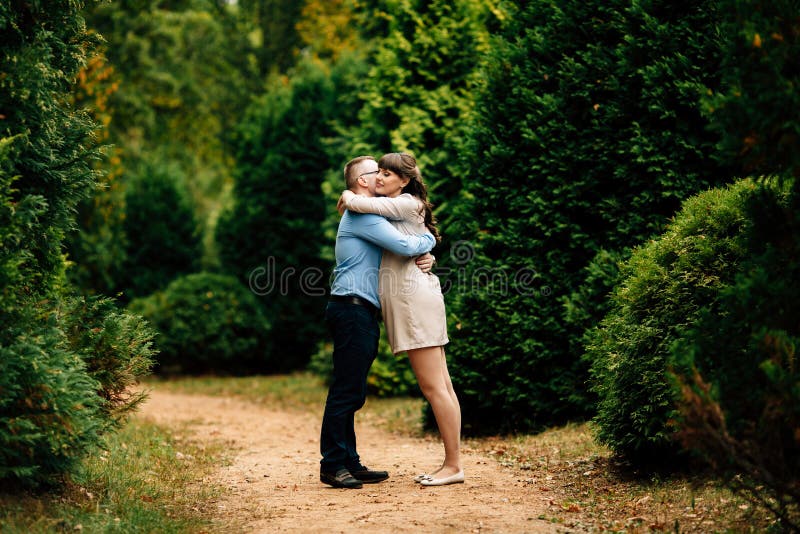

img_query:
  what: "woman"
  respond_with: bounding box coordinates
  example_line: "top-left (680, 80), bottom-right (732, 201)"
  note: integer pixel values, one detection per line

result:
top-left (339, 152), bottom-right (463, 486)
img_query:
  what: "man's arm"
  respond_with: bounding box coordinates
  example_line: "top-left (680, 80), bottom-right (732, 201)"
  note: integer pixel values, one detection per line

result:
top-left (352, 214), bottom-right (434, 256)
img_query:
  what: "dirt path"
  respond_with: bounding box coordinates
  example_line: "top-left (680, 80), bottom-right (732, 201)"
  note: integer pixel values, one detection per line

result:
top-left (137, 389), bottom-right (561, 533)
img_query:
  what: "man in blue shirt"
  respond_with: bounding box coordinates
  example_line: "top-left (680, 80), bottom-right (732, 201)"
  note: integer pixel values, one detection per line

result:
top-left (320, 156), bottom-right (435, 489)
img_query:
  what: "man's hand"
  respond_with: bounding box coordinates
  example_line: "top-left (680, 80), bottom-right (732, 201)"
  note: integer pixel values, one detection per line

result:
top-left (416, 253), bottom-right (435, 273)
top-left (337, 190), bottom-right (356, 215)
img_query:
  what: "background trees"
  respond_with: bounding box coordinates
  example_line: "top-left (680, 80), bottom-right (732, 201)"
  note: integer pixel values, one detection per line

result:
top-left (216, 60), bottom-right (339, 370)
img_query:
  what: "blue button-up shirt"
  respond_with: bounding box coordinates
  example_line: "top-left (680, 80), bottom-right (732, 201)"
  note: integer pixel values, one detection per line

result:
top-left (330, 211), bottom-right (434, 309)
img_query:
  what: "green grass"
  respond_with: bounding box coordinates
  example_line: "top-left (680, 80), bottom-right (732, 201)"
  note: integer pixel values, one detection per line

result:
top-left (0, 419), bottom-right (224, 533)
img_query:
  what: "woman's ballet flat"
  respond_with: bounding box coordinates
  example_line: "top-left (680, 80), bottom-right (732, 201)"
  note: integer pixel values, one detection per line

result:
top-left (414, 466), bottom-right (444, 483)
top-left (419, 470), bottom-right (465, 486)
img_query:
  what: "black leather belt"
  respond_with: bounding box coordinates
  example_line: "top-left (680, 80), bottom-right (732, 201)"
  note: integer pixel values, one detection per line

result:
top-left (329, 294), bottom-right (379, 318)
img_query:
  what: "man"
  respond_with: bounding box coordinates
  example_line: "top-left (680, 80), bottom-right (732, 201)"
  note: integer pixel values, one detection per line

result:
top-left (320, 155), bottom-right (435, 489)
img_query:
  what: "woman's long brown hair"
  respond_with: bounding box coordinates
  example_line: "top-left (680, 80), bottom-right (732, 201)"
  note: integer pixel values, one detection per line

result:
top-left (377, 152), bottom-right (441, 245)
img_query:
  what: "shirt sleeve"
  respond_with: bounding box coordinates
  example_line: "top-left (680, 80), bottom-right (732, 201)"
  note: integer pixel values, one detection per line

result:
top-left (351, 213), bottom-right (434, 256)
top-left (344, 193), bottom-right (420, 222)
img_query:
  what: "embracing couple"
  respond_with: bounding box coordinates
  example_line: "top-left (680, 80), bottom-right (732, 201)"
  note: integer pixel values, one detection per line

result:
top-left (319, 153), bottom-right (463, 489)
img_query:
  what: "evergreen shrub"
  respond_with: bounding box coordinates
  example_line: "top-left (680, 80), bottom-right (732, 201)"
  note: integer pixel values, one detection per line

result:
top-left (61, 296), bottom-right (156, 421)
top-left (674, 189), bottom-right (800, 525)
top-left (216, 59), bottom-right (335, 371)
top-left (444, 0), bottom-right (731, 434)
top-left (120, 158), bottom-right (201, 301)
top-left (586, 178), bottom-right (791, 462)
top-left (0, 1), bottom-right (155, 486)
top-left (0, 316), bottom-right (104, 485)
top-left (670, 1), bottom-right (800, 523)
top-left (129, 272), bottom-right (271, 374)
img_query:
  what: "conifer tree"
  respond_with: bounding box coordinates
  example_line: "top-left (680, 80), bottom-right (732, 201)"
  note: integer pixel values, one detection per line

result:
top-left (216, 60), bottom-right (335, 370)
top-left (0, 1), bottom-right (154, 485)
top-left (445, 0), bottom-right (732, 433)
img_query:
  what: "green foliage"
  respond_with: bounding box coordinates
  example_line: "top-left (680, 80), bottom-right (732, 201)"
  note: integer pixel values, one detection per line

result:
top-left (120, 158), bottom-right (202, 300)
top-left (586, 179), bottom-right (794, 461)
top-left (216, 59), bottom-right (337, 370)
top-left (0, 0), bottom-right (101, 290)
top-left (129, 273), bottom-right (271, 375)
top-left (66, 164), bottom-right (128, 296)
top-left (309, 326), bottom-right (420, 398)
top-left (0, 2), bottom-right (155, 487)
top-left (704, 0), bottom-right (800, 181)
top-left (671, 182), bottom-right (800, 524)
top-left (84, 1), bottom-right (252, 160)
top-left (0, 315), bottom-right (105, 485)
top-left (238, 0), bottom-right (304, 74)
top-left (0, 290), bottom-right (154, 487)
top-left (66, 53), bottom-right (127, 297)
top-left (78, 0), bottom-right (256, 281)
top-left (346, 0), bottom-right (493, 233)
top-left (61, 296), bottom-right (155, 422)
top-left (444, 0), bottom-right (733, 434)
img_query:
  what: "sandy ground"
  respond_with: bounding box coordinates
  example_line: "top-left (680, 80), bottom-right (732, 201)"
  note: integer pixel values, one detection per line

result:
top-left (137, 389), bottom-right (564, 533)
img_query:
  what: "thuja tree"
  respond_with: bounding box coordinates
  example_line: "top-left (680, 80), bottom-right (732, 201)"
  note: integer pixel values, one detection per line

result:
top-left (216, 59), bottom-right (335, 371)
top-left (0, 2), bottom-right (154, 485)
top-left (345, 0), bottom-right (493, 234)
top-left (671, 0), bottom-right (800, 524)
top-left (119, 157), bottom-right (202, 301)
top-left (444, 0), bottom-right (732, 433)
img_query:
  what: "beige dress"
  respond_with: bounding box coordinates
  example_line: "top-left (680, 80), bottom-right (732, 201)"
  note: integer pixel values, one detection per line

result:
top-left (344, 193), bottom-right (449, 354)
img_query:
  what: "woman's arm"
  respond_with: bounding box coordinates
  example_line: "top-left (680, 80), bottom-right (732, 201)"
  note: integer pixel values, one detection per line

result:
top-left (340, 190), bottom-right (420, 221)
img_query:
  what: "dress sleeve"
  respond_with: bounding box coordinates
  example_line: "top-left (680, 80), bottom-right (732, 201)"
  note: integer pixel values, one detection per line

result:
top-left (343, 193), bottom-right (421, 222)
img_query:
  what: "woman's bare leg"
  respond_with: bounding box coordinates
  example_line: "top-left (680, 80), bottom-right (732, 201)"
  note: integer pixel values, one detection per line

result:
top-left (407, 346), bottom-right (462, 477)
top-left (440, 348), bottom-right (461, 446)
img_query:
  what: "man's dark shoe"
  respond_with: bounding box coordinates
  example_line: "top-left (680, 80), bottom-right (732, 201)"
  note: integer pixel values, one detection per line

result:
top-left (349, 466), bottom-right (389, 484)
top-left (320, 468), bottom-right (363, 489)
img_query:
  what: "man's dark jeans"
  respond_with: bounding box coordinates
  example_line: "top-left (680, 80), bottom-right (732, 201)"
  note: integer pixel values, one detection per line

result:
top-left (320, 301), bottom-right (379, 474)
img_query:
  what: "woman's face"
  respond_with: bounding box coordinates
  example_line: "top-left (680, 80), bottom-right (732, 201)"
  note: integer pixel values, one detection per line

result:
top-left (376, 168), bottom-right (410, 197)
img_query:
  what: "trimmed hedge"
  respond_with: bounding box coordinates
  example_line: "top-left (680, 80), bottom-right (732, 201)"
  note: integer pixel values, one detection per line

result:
top-left (129, 272), bottom-right (271, 375)
top-left (586, 178), bottom-right (792, 462)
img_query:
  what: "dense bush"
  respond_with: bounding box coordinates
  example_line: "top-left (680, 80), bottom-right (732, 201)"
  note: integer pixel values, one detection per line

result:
top-left (672, 1), bottom-right (800, 524)
top-left (61, 296), bottom-right (155, 422)
top-left (1, 294), bottom-right (155, 486)
top-left (309, 326), bottom-right (419, 398)
top-left (129, 272), bottom-right (271, 374)
top-left (0, 315), bottom-right (105, 484)
top-left (443, 0), bottom-right (732, 434)
top-left (673, 185), bottom-right (800, 526)
top-left (120, 158), bottom-right (202, 301)
top-left (586, 179), bottom-right (791, 462)
top-left (1, 1), bottom-right (155, 486)
top-left (702, 0), bottom-right (800, 182)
